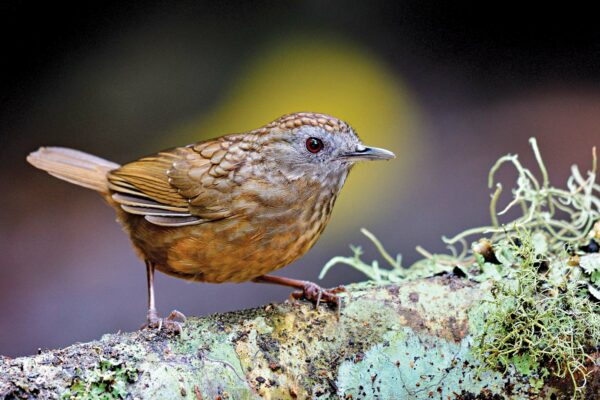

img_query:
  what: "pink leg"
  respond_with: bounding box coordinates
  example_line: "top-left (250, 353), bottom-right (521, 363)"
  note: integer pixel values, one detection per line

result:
top-left (143, 261), bottom-right (186, 334)
top-left (253, 274), bottom-right (345, 308)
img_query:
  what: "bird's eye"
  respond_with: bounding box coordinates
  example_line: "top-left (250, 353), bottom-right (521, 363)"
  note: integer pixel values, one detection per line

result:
top-left (306, 137), bottom-right (324, 154)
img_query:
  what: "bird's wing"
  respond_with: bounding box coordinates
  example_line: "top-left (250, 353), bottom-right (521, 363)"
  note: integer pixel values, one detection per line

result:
top-left (107, 138), bottom-right (246, 227)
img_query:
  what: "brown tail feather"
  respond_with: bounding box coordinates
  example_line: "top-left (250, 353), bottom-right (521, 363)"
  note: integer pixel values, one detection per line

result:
top-left (27, 147), bottom-right (120, 193)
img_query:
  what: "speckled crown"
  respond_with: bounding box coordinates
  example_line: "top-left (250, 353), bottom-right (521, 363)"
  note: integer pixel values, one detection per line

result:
top-left (251, 112), bottom-right (353, 135)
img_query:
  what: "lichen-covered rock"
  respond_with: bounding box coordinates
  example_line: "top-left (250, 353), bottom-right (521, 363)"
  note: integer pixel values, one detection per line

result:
top-left (1, 276), bottom-right (597, 399)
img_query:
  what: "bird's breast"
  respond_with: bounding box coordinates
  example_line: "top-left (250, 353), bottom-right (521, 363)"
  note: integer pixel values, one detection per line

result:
top-left (120, 173), bottom-right (346, 283)
top-left (124, 176), bottom-right (343, 283)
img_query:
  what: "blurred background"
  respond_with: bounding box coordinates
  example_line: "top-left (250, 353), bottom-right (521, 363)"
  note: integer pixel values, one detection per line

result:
top-left (1, 1), bottom-right (599, 357)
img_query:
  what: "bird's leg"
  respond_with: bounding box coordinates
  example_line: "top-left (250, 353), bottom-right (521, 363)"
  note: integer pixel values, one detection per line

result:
top-left (253, 274), bottom-right (345, 308)
top-left (143, 261), bottom-right (186, 333)
top-left (146, 261), bottom-right (158, 321)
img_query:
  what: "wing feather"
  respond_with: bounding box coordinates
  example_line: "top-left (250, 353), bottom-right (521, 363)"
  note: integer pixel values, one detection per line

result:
top-left (120, 204), bottom-right (191, 217)
top-left (144, 215), bottom-right (204, 227)
top-left (107, 138), bottom-right (246, 226)
top-left (111, 193), bottom-right (188, 212)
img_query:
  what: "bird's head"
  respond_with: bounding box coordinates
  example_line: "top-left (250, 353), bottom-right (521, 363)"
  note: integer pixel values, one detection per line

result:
top-left (255, 112), bottom-right (395, 184)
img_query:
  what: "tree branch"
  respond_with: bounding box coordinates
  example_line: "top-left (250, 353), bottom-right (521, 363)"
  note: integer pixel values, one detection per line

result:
top-left (1, 276), bottom-right (598, 399)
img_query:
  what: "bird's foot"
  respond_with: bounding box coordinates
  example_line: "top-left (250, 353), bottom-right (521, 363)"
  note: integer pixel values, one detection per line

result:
top-left (143, 310), bottom-right (186, 334)
top-left (291, 282), bottom-right (346, 308)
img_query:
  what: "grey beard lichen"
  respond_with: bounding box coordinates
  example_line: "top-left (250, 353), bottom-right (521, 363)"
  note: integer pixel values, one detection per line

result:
top-left (322, 139), bottom-right (600, 398)
top-left (474, 232), bottom-right (600, 396)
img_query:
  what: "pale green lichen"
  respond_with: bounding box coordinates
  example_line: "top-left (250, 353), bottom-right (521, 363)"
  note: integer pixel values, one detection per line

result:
top-left (322, 139), bottom-right (600, 397)
top-left (336, 327), bottom-right (514, 399)
top-left (61, 358), bottom-right (138, 400)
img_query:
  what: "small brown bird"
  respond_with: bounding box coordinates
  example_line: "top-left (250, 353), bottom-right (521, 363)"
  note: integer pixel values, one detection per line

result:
top-left (27, 112), bottom-right (394, 331)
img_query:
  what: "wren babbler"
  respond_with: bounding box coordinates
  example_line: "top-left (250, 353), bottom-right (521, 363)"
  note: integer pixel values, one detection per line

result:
top-left (28, 112), bottom-right (395, 331)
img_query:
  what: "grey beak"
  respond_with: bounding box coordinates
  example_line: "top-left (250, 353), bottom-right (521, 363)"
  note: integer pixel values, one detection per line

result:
top-left (341, 145), bottom-right (396, 161)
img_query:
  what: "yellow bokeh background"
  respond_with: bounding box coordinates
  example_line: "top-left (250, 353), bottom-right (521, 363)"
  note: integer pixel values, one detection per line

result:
top-left (165, 36), bottom-right (422, 235)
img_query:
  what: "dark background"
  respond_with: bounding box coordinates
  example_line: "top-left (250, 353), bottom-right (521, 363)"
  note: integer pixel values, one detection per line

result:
top-left (2, 1), bottom-right (599, 357)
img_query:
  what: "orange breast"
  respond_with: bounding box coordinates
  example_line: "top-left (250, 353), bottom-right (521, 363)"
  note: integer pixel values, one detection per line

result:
top-left (117, 181), bottom-right (338, 283)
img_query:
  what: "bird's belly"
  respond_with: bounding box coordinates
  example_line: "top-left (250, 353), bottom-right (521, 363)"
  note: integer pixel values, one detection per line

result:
top-left (124, 211), bottom-right (325, 283)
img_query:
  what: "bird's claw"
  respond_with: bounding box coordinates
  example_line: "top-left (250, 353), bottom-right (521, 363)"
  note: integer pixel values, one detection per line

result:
top-left (143, 309), bottom-right (186, 334)
top-left (291, 282), bottom-right (345, 308)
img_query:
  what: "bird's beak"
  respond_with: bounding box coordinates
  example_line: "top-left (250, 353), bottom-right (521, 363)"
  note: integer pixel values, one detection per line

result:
top-left (340, 145), bottom-right (396, 161)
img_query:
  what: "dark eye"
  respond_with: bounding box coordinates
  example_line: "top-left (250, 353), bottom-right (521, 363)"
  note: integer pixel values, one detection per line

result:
top-left (306, 137), bottom-right (324, 153)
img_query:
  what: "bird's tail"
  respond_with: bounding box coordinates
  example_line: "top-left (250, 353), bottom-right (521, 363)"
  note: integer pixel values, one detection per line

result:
top-left (27, 147), bottom-right (120, 193)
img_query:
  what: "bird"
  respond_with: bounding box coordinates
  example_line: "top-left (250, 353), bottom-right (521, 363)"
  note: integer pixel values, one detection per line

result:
top-left (27, 112), bottom-right (395, 332)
